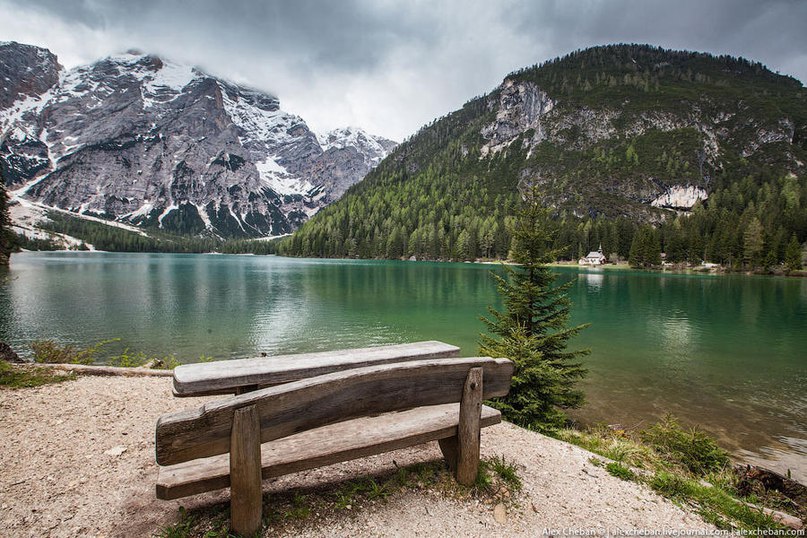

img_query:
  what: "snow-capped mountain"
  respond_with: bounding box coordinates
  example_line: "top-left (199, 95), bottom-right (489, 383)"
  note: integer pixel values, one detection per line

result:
top-left (0, 42), bottom-right (396, 238)
top-left (314, 127), bottom-right (399, 201)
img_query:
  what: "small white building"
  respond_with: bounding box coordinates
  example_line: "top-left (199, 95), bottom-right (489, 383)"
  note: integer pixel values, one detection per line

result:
top-left (579, 245), bottom-right (607, 266)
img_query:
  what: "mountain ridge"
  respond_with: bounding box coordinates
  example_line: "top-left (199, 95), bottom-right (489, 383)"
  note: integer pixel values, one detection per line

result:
top-left (0, 41), bottom-right (396, 240)
top-left (281, 44), bottom-right (806, 267)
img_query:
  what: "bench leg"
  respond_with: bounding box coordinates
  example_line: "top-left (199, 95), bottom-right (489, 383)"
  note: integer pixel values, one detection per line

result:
top-left (230, 405), bottom-right (262, 536)
top-left (438, 437), bottom-right (458, 472)
top-left (456, 367), bottom-right (483, 486)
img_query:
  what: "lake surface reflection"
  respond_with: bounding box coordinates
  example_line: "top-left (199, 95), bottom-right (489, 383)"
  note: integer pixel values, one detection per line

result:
top-left (2, 253), bottom-right (805, 479)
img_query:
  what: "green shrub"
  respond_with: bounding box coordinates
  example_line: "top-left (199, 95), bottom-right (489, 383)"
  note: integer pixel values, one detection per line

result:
top-left (154, 355), bottom-right (181, 370)
top-left (31, 338), bottom-right (117, 365)
top-left (640, 415), bottom-right (730, 475)
top-left (606, 462), bottom-right (637, 481)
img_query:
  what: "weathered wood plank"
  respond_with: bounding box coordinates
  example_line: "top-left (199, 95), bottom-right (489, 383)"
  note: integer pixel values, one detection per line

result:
top-left (157, 357), bottom-right (512, 466)
top-left (456, 367), bottom-right (482, 485)
top-left (173, 340), bottom-right (460, 397)
top-left (157, 404), bottom-right (501, 500)
top-left (229, 406), bottom-right (262, 536)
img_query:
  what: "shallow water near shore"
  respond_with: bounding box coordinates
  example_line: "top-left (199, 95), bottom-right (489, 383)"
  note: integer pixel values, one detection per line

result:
top-left (2, 252), bottom-right (805, 480)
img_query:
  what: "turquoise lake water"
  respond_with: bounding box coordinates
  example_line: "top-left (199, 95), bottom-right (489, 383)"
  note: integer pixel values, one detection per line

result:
top-left (2, 252), bottom-right (805, 479)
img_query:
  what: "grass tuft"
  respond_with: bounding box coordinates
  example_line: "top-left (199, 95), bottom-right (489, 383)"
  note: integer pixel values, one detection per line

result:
top-left (650, 471), bottom-right (778, 529)
top-left (0, 360), bottom-right (76, 389)
top-left (605, 461), bottom-right (637, 481)
top-left (487, 455), bottom-right (523, 491)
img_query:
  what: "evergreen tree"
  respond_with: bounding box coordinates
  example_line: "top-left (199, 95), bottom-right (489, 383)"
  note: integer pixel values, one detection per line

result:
top-left (0, 170), bottom-right (13, 266)
top-left (785, 234), bottom-right (803, 272)
top-left (479, 187), bottom-right (588, 432)
top-left (743, 217), bottom-right (765, 268)
top-left (629, 226), bottom-right (661, 268)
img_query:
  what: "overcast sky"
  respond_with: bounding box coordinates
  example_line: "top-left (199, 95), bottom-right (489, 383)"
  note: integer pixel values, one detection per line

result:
top-left (2, 0), bottom-right (805, 141)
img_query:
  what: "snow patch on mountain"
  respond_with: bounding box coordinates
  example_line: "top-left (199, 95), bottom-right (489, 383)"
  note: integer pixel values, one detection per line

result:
top-left (319, 126), bottom-right (397, 167)
top-left (255, 156), bottom-right (314, 196)
top-left (220, 86), bottom-right (295, 145)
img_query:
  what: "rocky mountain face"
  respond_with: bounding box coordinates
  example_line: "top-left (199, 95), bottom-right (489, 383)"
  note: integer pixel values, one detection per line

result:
top-left (476, 71), bottom-right (801, 217)
top-left (0, 42), bottom-right (395, 238)
top-left (316, 127), bottom-right (398, 201)
top-left (283, 44), bottom-right (807, 260)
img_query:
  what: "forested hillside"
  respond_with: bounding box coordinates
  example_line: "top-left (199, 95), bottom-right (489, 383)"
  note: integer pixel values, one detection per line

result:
top-left (281, 45), bottom-right (807, 269)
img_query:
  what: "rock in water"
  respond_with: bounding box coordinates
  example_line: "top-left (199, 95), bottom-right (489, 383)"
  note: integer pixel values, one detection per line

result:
top-left (0, 342), bottom-right (22, 363)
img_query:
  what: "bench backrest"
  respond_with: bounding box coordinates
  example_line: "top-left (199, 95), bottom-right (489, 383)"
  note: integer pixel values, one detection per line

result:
top-left (172, 341), bottom-right (461, 397)
top-left (156, 357), bottom-right (513, 466)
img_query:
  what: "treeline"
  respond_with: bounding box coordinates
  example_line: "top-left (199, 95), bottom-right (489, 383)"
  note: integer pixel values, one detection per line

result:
top-left (279, 168), bottom-right (518, 260)
top-left (510, 43), bottom-right (805, 111)
top-left (279, 88), bottom-right (519, 259)
top-left (281, 170), bottom-right (806, 272)
top-left (33, 211), bottom-right (280, 254)
top-left (13, 233), bottom-right (62, 251)
top-left (558, 174), bottom-right (806, 269)
top-left (39, 212), bottom-right (217, 252)
top-left (0, 178), bottom-right (12, 265)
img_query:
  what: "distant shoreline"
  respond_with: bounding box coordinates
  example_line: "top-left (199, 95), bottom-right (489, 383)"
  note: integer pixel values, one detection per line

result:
top-left (9, 250), bottom-right (806, 278)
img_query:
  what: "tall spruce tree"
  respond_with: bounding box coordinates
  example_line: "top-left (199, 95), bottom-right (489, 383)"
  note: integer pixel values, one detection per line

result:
top-left (0, 168), bottom-right (13, 266)
top-left (629, 226), bottom-right (662, 268)
top-left (785, 234), bottom-right (803, 272)
top-left (479, 186), bottom-right (588, 431)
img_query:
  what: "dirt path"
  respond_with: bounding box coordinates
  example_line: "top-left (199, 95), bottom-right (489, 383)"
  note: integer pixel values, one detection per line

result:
top-left (0, 375), bottom-right (712, 537)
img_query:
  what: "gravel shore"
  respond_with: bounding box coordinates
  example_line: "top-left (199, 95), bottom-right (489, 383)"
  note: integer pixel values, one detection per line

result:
top-left (0, 375), bottom-right (712, 537)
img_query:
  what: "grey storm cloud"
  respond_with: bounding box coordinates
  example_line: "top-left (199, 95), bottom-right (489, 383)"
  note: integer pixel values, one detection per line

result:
top-left (2, 0), bottom-right (806, 140)
top-left (7, 0), bottom-right (440, 73)
top-left (505, 1), bottom-right (807, 75)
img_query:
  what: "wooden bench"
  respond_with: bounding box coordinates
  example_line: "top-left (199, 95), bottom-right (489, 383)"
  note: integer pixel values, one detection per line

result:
top-left (155, 344), bottom-right (513, 536)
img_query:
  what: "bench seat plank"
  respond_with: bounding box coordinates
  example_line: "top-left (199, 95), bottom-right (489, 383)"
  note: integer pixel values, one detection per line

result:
top-left (172, 341), bottom-right (461, 397)
top-left (157, 403), bottom-right (501, 500)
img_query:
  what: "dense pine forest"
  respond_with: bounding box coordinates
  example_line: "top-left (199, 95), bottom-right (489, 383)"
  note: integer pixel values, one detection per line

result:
top-left (280, 45), bottom-right (807, 271)
top-left (18, 210), bottom-right (279, 255)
